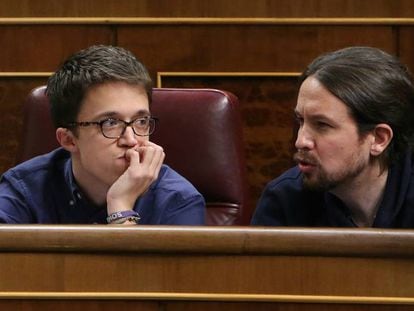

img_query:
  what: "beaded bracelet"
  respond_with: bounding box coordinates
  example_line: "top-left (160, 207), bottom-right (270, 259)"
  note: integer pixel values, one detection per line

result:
top-left (107, 210), bottom-right (141, 224)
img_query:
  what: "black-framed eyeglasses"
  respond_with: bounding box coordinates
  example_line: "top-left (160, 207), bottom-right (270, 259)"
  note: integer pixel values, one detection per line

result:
top-left (67, 116), bottom-right (158, 139)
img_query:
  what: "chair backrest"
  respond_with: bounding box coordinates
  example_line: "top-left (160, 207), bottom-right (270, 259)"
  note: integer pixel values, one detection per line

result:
top-left (17, 86), bottom-right (251, 225)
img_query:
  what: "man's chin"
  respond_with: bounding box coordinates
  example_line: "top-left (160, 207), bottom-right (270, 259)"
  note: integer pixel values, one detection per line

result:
top-left (302, 175), bottom-right (333, 191)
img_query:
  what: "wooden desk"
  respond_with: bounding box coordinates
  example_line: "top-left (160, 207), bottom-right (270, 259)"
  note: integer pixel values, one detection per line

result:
top-left (0, 225), bottom-right (413, 310)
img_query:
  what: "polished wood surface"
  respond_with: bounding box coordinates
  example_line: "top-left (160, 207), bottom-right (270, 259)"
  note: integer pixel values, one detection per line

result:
top-left (1, 0), bottom-right (414, 18)
top-left (0, 226), bottom-right (413, 310)
top-left (0, 225), bottom-right (413, 256)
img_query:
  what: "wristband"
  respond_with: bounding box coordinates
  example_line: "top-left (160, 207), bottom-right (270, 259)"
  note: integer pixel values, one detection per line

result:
top-left (107, 210), bottom-right (141, 224)
top-left (110, 215), bottom-right (141, 224)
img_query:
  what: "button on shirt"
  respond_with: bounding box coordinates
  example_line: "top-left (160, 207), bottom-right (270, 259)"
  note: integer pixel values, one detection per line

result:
top-left (0, 148), bottom-right (205, 225)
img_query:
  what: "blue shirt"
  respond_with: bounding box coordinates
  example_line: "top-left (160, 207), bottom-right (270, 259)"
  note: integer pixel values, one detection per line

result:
top-left (0, 148), bottom-right (205, 225)
top-left (251, 149), bottom-right (414, 228)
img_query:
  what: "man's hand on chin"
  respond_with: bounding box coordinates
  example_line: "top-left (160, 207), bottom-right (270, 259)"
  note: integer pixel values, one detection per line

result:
top-left (106, 142), bottom-right (165, 215)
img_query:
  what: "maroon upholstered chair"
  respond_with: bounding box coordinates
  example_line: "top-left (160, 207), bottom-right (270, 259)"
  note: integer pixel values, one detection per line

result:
top-left (17, 86), bottom-right (251, 225)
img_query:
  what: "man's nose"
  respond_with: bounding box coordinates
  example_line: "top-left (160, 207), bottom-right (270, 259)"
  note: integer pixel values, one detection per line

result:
top-left (295, 125), bottom-right (315, 150)
top-left (118, 126), bottom-right (140, 146)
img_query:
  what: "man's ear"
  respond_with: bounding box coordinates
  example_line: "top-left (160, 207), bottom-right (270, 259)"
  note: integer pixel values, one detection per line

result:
top-left (370, 124), bottom-right (393, 156)
top-left (56, 128), bottom-right (78, 153)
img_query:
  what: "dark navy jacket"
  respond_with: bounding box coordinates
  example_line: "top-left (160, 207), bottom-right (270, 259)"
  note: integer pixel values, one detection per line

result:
top-left (0, 148), bottom-right (205, 225)
top-left (251, 150), bottom-right (414, 228)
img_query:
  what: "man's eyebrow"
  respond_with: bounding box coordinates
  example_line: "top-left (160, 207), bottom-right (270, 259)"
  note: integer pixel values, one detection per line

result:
top-left (135, 110), bottom-right (151, 117)
top-left (308, 113), bottom-right (335, 121)
top-left (92, 110), bottom-right (150, 120)
top-left (294, 111), bottom-right (337, 124)
top-left (306, 113), bottom-right (339, 126)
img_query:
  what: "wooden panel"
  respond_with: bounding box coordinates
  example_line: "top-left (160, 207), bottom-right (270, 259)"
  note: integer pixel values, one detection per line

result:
top-left (1, 0), bottom-right (414, 18)
top-left (1, 300), bottom-right (413, 311)
top-left (165, 302), bottom-right (414, 311)
top-left (117, 25), bottom-right (395, 73)
top-left (397, 26), bottom-right (414, 73)
top-left (0, 300), bottom-right (413, 311)
top-left (159, 75), bottom-right (297, 206)
top-left (0, 226), bottom-right (413, 310)
top-left (0, 300), bottom-right (158, 311)
top-left (0, 25), bottom-right (114, 71)
top-left (1, 252), bottom-right (413, 295)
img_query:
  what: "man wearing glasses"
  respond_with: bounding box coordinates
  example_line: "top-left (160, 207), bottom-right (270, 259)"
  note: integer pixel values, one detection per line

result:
top-left (0, 45), bottom-right (205, 225)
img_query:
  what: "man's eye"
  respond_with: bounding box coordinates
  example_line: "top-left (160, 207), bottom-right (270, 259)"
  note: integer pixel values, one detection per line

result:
top-left (134, 118), bottom-right (149, 127)
top-left (316, 121), bottom-right (331, 129)
top-left (102, 119), bottom-right (120, 127)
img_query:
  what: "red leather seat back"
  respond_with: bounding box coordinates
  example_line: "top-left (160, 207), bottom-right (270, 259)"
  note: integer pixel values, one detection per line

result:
top-left (17, 86), bottom-right (251, 225)
top-left (17, 86), bottom-right (59, 161)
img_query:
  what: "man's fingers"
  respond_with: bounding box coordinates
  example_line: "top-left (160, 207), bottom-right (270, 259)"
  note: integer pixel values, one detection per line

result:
top-left (138, 144), bottom-right (164, 167)
top-left (125, 148), bottom-right (140, 166)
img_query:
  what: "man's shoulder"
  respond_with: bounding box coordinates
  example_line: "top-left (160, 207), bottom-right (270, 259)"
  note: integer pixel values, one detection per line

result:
top-left (262, 166), bottom-right (325, 206)
top-left (151, 164), bottom-right (202, 199)
top-left (252, 166), bottom-right (326, 226)
top-left (265, 166), bottom-right (303, 193)
top-left (2, 148), bottom-right (69, 182)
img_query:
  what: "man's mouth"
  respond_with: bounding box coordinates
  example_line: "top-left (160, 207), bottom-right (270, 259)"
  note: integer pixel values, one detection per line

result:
top-left (116, 154), bottom-right (130, 164)
top-left (294, 152), bottom-right (318, 173)
top-left (298, 161), bottom-right (316, 173)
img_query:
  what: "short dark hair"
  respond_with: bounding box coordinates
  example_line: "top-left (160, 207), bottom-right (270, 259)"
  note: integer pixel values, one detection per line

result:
top-left (300, 46), bottom-right (414, 168)
top-left (46, 45), bottom-right (152, 128)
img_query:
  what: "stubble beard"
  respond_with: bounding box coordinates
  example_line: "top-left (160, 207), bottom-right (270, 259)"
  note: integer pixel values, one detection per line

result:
top-left (296, 151), bottom-right (368, 192)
